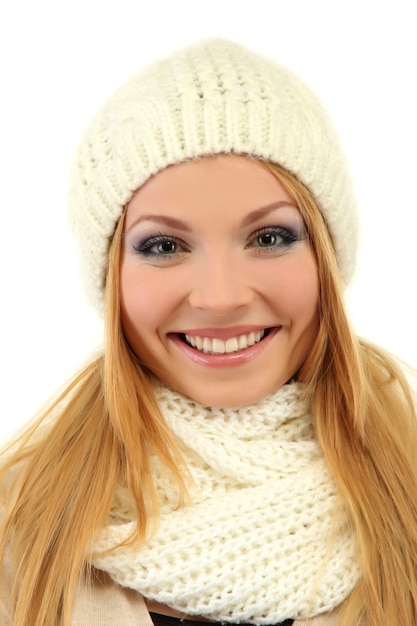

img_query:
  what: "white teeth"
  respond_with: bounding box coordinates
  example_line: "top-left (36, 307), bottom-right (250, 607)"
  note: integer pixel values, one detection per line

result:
top-left (225, 337), bottom-right (239, 353)
top-left (203, 337), bottom-right (211, 353)
top-left (183, 330), bottom-right (266, 354)
top-left (238, 334), bottom-right (248, 350)
top-left (212, 338), bottom-right (225, 353)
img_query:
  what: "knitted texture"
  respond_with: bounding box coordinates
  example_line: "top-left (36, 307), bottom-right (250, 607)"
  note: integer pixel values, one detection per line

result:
top-left (92, 383), bottom-right (360, 624)
top-left (68, 38), bottom-right (358, 313)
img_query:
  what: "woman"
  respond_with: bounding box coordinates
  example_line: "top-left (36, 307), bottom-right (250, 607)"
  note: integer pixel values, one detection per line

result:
top-left (1, 38), bottom-right (417, 626)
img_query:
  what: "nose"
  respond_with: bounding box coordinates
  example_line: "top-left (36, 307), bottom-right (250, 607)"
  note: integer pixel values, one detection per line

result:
top-left (188, 258), bottom-right (254, 315)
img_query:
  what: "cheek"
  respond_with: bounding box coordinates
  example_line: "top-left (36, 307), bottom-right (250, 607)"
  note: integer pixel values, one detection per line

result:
top-left (119, 263), bottom-right (183, 338)
top-left (272, 252), bottom-right (319, 318)
top-left (120, 268), bottom-right (159, 333)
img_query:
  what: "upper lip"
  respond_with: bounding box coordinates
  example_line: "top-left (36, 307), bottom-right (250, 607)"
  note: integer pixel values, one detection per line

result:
top-left (171, 325), bottom-right (278, 340)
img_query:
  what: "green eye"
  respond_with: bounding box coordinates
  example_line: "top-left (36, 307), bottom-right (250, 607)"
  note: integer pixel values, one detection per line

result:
top-left (157, 240), bottom-right (177, 254)
top-left (134, 235), bottom-right (182, 257)
top-left (247, 225), bottom-right (300, 252)
top-left (257, 233), bottom-right (277, 247)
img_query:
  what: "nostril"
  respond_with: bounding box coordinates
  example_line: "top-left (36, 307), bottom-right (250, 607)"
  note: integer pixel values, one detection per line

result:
top-left (188, 283), bottom-right (254, 313)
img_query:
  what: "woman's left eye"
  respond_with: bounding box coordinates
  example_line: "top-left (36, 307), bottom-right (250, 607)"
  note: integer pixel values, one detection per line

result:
top-left (247, 226), bottom-right (300, 251)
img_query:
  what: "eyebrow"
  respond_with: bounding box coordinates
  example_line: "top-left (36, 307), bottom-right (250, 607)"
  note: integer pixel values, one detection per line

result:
top-left (125, 201), bottom-right (298, 233)
top-left (126, 214), bottom-right (193, 233)
top-left (240, 201), bottom-right (298, 227)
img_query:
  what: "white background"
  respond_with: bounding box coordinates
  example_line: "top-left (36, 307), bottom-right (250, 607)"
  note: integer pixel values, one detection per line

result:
top-left (1, 0), bottom-right (416, 442)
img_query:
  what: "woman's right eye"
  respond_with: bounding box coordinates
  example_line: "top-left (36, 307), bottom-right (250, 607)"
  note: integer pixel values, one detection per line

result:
top-left (133, 234), bottom-right (185, 258)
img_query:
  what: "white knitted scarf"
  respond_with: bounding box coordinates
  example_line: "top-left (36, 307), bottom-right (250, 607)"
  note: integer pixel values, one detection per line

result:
top-left (92, 382), bottom-right (360, 624)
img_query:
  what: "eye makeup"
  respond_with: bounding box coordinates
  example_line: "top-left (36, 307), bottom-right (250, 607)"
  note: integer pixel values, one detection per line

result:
top-left (127, 203), bottom-right (306, 261)
top-left (133, 233), bottom-right (186, 258)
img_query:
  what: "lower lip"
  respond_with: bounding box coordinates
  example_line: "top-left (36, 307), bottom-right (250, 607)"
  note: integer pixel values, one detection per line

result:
top-left (168, 327), bottom-right (281, 368)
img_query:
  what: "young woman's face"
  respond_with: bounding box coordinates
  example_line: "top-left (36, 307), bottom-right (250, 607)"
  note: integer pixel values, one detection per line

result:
top-left (120, 155), bottom-right (319, 407)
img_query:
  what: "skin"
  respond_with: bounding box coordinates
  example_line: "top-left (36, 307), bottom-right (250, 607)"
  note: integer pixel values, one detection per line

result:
top-left (120, 154), bottom-right (320, 408)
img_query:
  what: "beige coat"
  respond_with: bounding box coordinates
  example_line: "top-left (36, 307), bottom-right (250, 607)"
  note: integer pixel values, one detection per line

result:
top-left (69, 569), bottom-right (341, 626)
top-left (1, 499), bottom-right (342, 626)
top-left (1, 566), bottom-right (341, 625)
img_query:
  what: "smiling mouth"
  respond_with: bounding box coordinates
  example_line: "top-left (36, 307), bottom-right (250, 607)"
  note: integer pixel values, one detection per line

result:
top-left (179, 328), bottom-right (273, 355)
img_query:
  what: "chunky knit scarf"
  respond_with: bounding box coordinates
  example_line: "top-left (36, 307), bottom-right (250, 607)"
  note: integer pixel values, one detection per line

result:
top-left (92, 383), bottom-right (360, 624)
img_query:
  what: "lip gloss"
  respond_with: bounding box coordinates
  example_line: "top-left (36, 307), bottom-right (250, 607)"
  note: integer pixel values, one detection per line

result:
top-left (169, 327), bottom-right (281, 368)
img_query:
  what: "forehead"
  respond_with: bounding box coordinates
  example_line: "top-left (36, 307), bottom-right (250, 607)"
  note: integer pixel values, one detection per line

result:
top-left (125, 155), bottom-right (296, 228)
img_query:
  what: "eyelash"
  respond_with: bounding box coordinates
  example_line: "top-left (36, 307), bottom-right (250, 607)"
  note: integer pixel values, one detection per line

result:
top-left (246, 225), bottom-right (300, 252)
top-left (133, 225), bottom-right (301, 258)
top-left (133, 234), bottom-right (185, 258)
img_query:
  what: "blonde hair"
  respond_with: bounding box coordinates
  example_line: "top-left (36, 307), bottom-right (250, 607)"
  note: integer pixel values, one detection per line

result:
top-left (1, 159), bottom-right (417, 626)
top-left (0, 215), bottom-right (187, 626)
top-left (263, 162), bottom-right (417, 625)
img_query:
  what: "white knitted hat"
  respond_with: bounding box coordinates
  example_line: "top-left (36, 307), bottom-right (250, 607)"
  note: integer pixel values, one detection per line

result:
top-left (68, 38), bottom-right (358, 312)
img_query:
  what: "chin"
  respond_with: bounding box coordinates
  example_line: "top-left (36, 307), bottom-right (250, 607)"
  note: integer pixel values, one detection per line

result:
top-left (173, 381), bottom-right (286, 409)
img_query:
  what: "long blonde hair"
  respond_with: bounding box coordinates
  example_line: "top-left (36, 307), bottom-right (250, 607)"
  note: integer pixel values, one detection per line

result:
top-left (264, 163), bottom-right (417, 625)
top-left (1, 159), bottom-right (417, 626)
